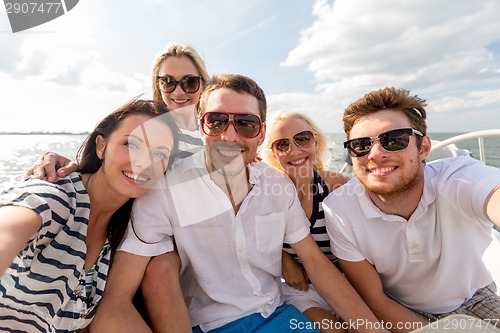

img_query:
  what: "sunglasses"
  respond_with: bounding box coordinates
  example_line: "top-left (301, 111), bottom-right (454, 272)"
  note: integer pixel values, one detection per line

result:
top-left (270, 130), bottom-right (315, 156)
top-left (156, 75), bottom-right (202, 93)
top-left (344, 128), bottom-right (424, 158)
top-left (201, 112), bottom-right (262, 139)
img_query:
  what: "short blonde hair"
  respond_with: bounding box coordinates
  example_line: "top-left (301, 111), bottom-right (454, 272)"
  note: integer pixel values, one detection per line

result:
top-left (262, 111), bottom-right (329, 171)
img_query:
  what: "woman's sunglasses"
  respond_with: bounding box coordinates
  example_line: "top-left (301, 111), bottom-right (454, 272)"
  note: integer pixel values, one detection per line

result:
top-left (156, 75), bottom-right (202, 93)
top-left (344, 128), bottom-right (424, 158)
top-left (201, 112), bottom-right (262, 139)
top-left (271, 130), bottom-right (315, 156)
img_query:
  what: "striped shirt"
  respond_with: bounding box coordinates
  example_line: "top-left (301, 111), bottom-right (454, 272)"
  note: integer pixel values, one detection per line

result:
top-left (0, 173), bottom-right (110, 333)
top-left (283, 170), bottom-right (336, 263)
top-left (176, 127), bottom-right (203, 159)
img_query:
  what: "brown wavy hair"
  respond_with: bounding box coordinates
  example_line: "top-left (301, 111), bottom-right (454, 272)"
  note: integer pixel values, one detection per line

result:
top-left (77, 97), bottom-right (181, 256)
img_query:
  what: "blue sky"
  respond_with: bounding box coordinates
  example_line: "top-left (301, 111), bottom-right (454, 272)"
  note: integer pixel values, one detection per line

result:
top-left (1, 0), bottom-right (500, 134)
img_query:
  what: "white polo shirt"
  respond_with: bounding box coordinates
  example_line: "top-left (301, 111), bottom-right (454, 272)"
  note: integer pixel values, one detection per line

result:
top-left (119, 151), bottom-right (310, 331)
top-left (324, 156), bottom-right (500, 314)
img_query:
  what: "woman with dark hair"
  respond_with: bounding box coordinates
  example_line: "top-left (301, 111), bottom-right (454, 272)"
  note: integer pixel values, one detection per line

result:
top-left (17, 43), bottom-right (211, 332)
top-left (0, 98), bottom-right (180, 333)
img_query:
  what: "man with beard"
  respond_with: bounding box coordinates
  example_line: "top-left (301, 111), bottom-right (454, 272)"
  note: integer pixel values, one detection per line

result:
top-left (323, 87), bottom-right (500, 333)
top-left (93, 74), bottom-right (390, 333)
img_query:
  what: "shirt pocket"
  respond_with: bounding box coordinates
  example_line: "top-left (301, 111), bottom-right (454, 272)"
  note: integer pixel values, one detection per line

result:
top-left (255, 213), bottom-right (285, 252)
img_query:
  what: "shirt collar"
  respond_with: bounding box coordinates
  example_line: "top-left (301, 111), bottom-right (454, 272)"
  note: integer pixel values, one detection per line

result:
top-left (355, 165), bottom-right (437, 221)
top-left (180, 150), bottom-right (261, 186)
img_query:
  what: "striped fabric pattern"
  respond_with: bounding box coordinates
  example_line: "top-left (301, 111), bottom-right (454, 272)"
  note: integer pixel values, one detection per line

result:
top-left (0, 173), bottom-right (110, 333)
top-left (284, 170), bottom-right (336, 263)
top-left (176, 127), bottom-right (203, 159)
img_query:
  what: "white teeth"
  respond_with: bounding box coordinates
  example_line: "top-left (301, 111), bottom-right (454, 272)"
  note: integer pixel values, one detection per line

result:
top-left (370, 167), bottom-right (394, 174)
top-left (290, 158), bottom-right (306, 165)
top-left (124, 172), bottom-right (148, 182)
top-left (173, 99), bottom-right (188, 103)
top-left (219, 150), bottom-right (241, 157)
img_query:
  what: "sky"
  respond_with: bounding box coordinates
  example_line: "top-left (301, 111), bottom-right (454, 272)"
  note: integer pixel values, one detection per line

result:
top-left (1, 0), bottom-right (500, 135)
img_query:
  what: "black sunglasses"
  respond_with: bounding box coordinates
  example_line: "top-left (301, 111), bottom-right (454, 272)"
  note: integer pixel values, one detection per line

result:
top-left (344, 128), bottom-right (424, 157)
top-left (271, 130), bottom-right (315, 156)
top-left (201, 112), bottom-right (262, 139)
top-left (156, 75), bottom-right (202, 93)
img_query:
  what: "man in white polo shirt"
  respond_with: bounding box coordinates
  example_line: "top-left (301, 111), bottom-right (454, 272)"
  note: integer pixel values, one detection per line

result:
top-left (324, 87), bottom-right (500, 333)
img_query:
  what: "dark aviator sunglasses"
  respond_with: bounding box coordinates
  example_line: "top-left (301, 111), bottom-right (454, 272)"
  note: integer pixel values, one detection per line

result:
top-left (344, 128), bottom-right (424, 158)
top-left (156, 75), bottom-right (202, 94)
top-left (270, 131), bottom-right (315, 156)
top-left (201, 112), bottom-right (262, 139)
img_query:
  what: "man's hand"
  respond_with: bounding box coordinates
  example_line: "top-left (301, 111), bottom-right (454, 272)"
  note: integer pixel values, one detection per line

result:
top-left (19, 152), bottom-right (77, 182)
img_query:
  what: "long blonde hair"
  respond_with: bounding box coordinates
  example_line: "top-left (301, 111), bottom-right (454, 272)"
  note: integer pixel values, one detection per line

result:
top-left (151, 43), bottom-right (210, 104)
top-left (262, 111), bottom-right (329, 171)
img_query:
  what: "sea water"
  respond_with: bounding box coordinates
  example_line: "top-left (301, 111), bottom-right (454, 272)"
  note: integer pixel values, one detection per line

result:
top-left (0, 133), bottom-right (499, 187)
top-left (0, 134), bottom-right (87, 185)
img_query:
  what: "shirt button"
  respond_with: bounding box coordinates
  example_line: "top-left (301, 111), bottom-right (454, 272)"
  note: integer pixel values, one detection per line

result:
top-left (410, 243), bottom-right (417, 249)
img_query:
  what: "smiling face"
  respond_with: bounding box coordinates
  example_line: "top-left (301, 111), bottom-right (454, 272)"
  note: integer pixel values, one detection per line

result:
top-left (97, 114), bottom-right (174, 198)
top-left (349, 109), bottom-right (430, 197)
top-left (157, 55), bottom-right (203, 110)
top-left (267, 117), bottom-right (317, 181)
top-left (201, 88), bottom-right (265, 176)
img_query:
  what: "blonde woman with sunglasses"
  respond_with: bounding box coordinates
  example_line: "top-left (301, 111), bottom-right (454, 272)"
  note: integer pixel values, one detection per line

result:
top-left (261, 111), bottom-right (351, 333)
top-left (151, 43), bottom-right (210, 158)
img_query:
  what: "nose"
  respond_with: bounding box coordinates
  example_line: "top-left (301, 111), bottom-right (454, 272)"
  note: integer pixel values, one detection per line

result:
top-left (171, 82), bottom-right (185, 94)
top-left (367, 138), bottom-right (387, 159)
top-left (288, 140), bottom-right (301, 155)
top-left (131, 148), bottom-right (153, 169)
top-left (220, 121), bottom-right (239, 142)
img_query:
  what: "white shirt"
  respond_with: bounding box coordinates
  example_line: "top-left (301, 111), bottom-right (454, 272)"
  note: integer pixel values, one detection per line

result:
top-left (119, 151), bottom-right (310, 331)
top-left (324, 156), bottom-right (500, 313)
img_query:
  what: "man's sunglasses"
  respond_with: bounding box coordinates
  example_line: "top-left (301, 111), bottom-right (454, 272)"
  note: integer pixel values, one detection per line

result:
top-left (156, 75), bottom-right (202, 93)
top-left (201, 112), bottom-right (262, 139)
top-left (271, 131), bottom-right (315, 156)
top-left (344, 128), bottom-right (424, 158)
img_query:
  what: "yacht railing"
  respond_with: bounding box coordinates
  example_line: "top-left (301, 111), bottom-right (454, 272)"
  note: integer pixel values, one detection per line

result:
top-left (430, 129), bottom-right (500, 164)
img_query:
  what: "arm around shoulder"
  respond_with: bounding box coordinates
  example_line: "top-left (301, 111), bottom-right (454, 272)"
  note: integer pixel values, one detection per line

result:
top-left (20, 152), bottom-right (77, 182)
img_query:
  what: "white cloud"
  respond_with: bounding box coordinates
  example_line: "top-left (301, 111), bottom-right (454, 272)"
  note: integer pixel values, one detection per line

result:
top-left (279, 0), bottom-right (500, 132)
top-left (2, 0), bottom-right (500, 135)
top-left (0, 0), bottom-right (150, 133)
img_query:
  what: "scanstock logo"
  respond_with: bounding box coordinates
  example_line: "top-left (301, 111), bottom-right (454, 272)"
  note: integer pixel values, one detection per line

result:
top-left (4, 0), bottom-right (79, 33)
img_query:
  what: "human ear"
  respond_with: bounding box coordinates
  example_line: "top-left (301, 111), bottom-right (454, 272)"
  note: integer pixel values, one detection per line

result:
top-left (419, 135), bottom-right (432, 162)
top-left (95, 135), bottom-right (106, 159)
top-left (258, 123), bottom-right (266, 146)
